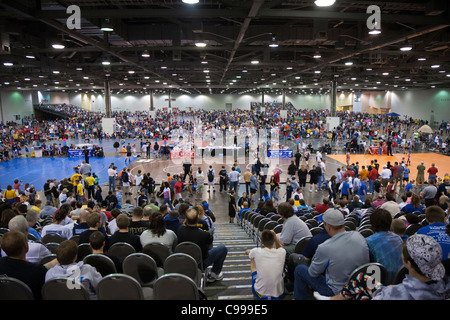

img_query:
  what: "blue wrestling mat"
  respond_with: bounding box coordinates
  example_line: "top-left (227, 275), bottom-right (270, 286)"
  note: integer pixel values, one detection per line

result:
top-left (0, 156), bottom-right (137, 191)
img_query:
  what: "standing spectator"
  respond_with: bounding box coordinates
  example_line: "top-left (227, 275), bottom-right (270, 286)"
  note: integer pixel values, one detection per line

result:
top-left (427, 163), bottom-right (438, 181)
top-left (228, 167), bottom-right (240, 193)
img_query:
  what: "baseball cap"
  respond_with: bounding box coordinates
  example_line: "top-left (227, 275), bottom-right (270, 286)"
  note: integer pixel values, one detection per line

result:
top-left (406, 234), bottom-right (445, 281)
top-left (322, 209), bottom-right (345, 226)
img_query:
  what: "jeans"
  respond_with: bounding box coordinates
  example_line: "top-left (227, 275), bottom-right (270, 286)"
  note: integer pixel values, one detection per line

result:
top-left (369, 179), bottom-right (375, 193)
top-left (270, 190), bottom-right (279, 201)
top-left (317, 175), bottom-right (323, 190)
top-left (163, 197), bottom-right (174, 210)
top-left (294, 264), bottom-right (334, 300)
top-left (229, 181), bottom-right (238, 192)
top-left (109, 176), bottom-right (116, 192)
top-left (203, 245), bottom-right (228, 274)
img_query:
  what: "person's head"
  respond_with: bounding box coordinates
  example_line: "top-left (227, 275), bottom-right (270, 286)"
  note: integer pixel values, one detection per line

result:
top-left (322, 209), bottom-right (345, 235)
top-left (425, 205), bottom-right (446, 224)
top-left (185, 207), bottom-right (199, 226)
top-left (149, 213), bottom-right (166, 237)
top-left (1, 230), bottom-right (28, 258)
top-left (110, 208), bottom-right (121, 220)
top-left (260, 230), bottom-right (276, 249)
top-left (410, 193), bottom-right (421, 208)
top-left (391, 218), bottom-right (406, 236)
top-left (86, 211), bottom-right (101, 228)
top-left (278, 202), bottom-right (295, 219)
top-left (132, 207), bottom-right (144, 219)
top-left (352, 195), bottom-right (360, 203)
top-left (89, 231), bottom-right (106, 251)
top-left (370, 208), bottom-right (393, 232)
top-left (8, 215), bottom-right (29, 234)
top-left (25, 210), bottom-right (39, 227)
top-left (55, 240), bottom-right (78, 265)
top-left (402, 234), bottom-right (445, 281)
top-left (116, 213), bottom-right (130, 230)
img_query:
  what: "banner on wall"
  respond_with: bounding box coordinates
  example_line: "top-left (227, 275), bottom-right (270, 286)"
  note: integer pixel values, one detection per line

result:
top-left (68, 148), bottom-right (93, 158)
top-left (170, 150), bottom-right (195, 159)
top-left (267, 149), bottom-right (293, 158)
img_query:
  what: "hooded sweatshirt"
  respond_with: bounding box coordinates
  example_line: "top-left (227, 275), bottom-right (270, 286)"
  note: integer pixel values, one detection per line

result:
top-left (372, 274), bottom-right (450, 300)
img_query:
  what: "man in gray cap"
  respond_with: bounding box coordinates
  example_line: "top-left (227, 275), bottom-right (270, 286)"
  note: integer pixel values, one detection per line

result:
top-left (293, 208), bottom-right (370, 300)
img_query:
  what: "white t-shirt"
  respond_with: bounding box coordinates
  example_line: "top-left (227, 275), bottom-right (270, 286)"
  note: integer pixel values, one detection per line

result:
top-left (380, 169), bottom-right (392, 179)
top-left (41, 223), bottom-right (73, 240)
top-left (249, 247), bottom-right (286, 298)
top-left (140, 229), bottom-right (178, 253)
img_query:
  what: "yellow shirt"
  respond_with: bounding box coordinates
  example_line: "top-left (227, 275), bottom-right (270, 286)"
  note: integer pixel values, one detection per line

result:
top-left (4, 189), bottom-right (17, 200)
top-left (71, 173), bottom-right (82, 185)
top-left (85, 176), bottom-right (95, 186)
top-left (76, 183), bottom-right (84, 196)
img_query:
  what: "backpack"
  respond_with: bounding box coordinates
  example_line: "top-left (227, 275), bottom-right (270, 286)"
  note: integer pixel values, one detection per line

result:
top-left (122, 171), bottom-right (129, 183)
top-left (208, 170), bottom-right (214, 182)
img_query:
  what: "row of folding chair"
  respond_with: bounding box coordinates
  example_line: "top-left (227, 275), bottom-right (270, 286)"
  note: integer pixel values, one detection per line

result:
top-left (240, 211), bottom-right (283, 246)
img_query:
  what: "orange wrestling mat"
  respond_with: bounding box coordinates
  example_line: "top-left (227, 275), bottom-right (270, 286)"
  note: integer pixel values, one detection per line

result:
top-left (327, 153), bottom-right (450, 182)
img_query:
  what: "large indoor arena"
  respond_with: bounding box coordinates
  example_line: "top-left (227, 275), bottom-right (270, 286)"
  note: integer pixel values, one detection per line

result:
top-left (0, 0), bottom-right (449, 308)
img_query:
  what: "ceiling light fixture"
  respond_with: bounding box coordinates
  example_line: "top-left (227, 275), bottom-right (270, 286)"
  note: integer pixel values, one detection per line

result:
top-left (100, 19), bottom-right (114, 32)
top-left (195, 41), bottom-right (207, 47)
top-left (345, 61), bottom-right (353, 66)
top-left (251, 60), bottom-right (259, 64)
top-left (313, 52), bottom-right (321, 59)
top-left (52, 43), bottom-right (65, 50)
top-left (431, 64), bottom-right (440, 68)
top-left (182, 0), bottom-right (199, 3)
top-left (400, 45), bottom-right (412, 51)
top-left (314, 0), bottom-right (335, 7)
top-left (3, 62), bottom-right (13, 66)
top-left (141, 50), bottom-right (150, 58)
top-left (368, 29), bottom-right (381, 35)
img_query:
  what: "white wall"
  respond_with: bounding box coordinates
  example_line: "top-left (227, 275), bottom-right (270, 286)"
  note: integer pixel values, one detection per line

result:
top-left (0, 90), bottom-right (34, 123)
top-left (0, 88), bottom-right (448, 123)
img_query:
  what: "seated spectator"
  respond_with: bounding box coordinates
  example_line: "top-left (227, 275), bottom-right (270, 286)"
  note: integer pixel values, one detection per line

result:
top-left (417, 206), bottom-right (450, 260)
top-left (0, 231), bottom-right (48, 299)
top-left (108, 213), bottom-right (142, 252)
top-left (72, 210), bottom-right (91, 236)
top-left (347, 195), bottom-right (363, 213)
top-left (140, 213), bottom-right (177, 252)
top-left (41, 207), bottom-right (73, 240)
top-left (246, 230), bottom-right (286, 300)
top-left (293, 209), bottom-right (370, 300)
top-left (260, 199), bottom-right (277, 216)
top-left (78, 212), bottom-right (109, 250)
top-left (277, 202), bottom-right (312, 254)
top-left (401, 193), bottom-right (424, 214)
top-left (128, 207), bottom-right (149, 236)
top-left (106, 208), bottom-right (121, 236)
top-left (164, 210), bottom-right (182, 236)
top-left (391, 218), bottom-right (408, 241)
top-left (177, 207), bottom-right (228, 283)
top-left (39, 200), bottom-right (57, 219)
top-left (286, 218), bottom-right (331, 285)
top-left (5, 215), bottom-right (54, 265)
top-left (366, 208), bottom-right (404, 284)
top-left (238, 201), bottom-right (251, 221)
top-left (198, 204), bottom-right (215, 235)
top-left (297, 199), bottom-right (310, 211)
top-left (45, 240), bottom-right (102, 300)
top-left (380, 193), bottom-right (401, 218)
top-left (26, 210), bottom-right (41, 241)
top-left (372, 194), bottom-right (386, 208)
top-left (89, 230), bottom-right (122, 273)
top-left (329, 234), bottom-right (450, 300)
